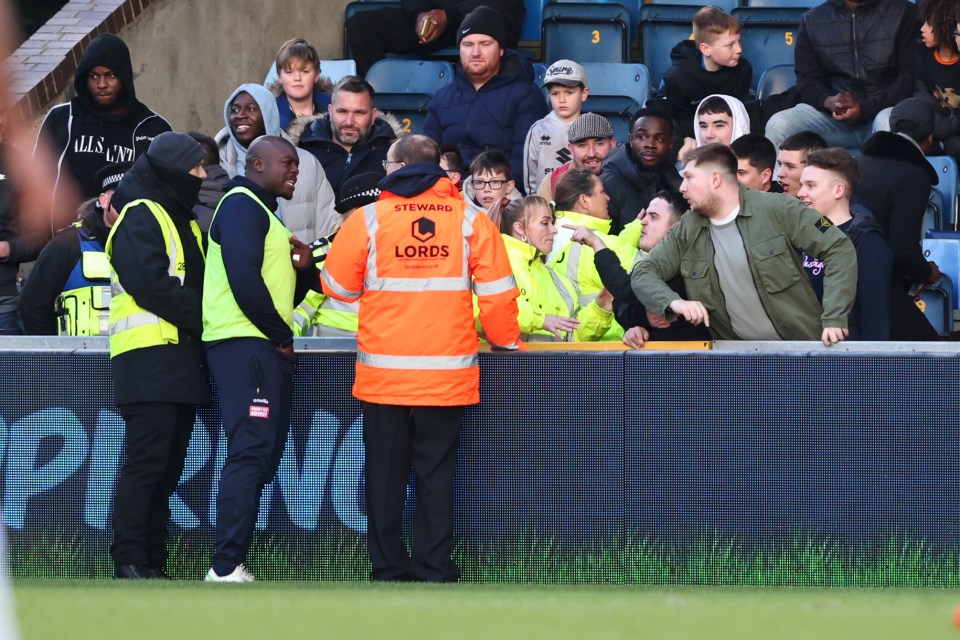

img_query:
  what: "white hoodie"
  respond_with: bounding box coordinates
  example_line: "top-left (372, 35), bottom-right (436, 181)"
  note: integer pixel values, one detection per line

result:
top-left (693, 94), bottom-right (751, 147)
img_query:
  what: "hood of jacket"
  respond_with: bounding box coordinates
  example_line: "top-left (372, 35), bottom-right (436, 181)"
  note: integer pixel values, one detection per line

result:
top-left (74, 34), bottom-right (137, 118)
top-left (379, 162), bottom-right (450, 198)
top-left (861, 131), bottom-right (939, 184)
top-left (112, 152), bottom-right (203, 219)
top-left (222, 83), bottom-right (282, 177)
top-left (288, 111), bottom-right (404, 147)
top-left (461, 173), bottom-right (523, 207)
top-left (693, 94), bottom-right (751, 146)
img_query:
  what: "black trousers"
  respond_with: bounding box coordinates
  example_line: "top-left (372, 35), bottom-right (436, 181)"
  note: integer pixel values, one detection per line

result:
top-left (363, 402), bottom-right (463, 582)
top-left (345, 7), bottom-right (456, 76)
top-left (110, 401), bottom-right (195, 569)
top-left (208, 338), bottom-right (294, 573)
top-left (890, 288), bottom-right (941, 341)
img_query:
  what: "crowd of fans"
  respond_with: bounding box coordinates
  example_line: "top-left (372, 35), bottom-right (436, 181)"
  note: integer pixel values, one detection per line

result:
top-left (5, 0), bottom-right (956, 346)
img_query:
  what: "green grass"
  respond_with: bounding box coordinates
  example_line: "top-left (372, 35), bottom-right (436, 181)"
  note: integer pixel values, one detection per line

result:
top-left (9, 529), bottom-right (960, 587)
top-left (11, 580), bottom-right (960, 640)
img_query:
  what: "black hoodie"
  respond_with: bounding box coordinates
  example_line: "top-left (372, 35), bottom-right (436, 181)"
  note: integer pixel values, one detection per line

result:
top-left (34, 34), bottom-right (171, 206)
top-left (659, 39), bottom-right (753, 139)
top-left (108, 152), bottom-right (210, 406)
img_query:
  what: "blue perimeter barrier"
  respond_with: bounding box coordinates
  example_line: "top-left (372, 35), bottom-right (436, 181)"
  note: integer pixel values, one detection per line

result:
top-left (0, 338), bottom-right (958, 583)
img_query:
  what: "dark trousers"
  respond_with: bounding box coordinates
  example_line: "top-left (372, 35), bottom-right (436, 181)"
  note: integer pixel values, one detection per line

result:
top-left (891, 288), bottom-right (941, 341)
top-left (207, 338), bottom-right (294, 573)
top-left (363, 402), bottom-right (463, 582)
top-left (345, 7), bottom-right (456, 76)
top-left (110, 401), bottom-right (195, 569)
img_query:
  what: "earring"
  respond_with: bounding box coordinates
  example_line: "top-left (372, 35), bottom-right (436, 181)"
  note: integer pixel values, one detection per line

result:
top-left (521, 234), bottom-right (528, 242)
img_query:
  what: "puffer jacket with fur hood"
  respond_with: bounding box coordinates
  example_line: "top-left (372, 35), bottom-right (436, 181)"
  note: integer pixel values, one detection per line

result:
top-left (216, 83), bottom-right (340, 243)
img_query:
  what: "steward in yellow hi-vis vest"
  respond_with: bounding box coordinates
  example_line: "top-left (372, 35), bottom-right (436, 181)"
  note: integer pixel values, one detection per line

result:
top-left (321, 135), bottom-right (523, 584)
top-left (104, 133), bottom-right (210, 581)
top-left (201, 137), bottom-right (319, 583)
top-left (19, 161), bottom-right (132, 336)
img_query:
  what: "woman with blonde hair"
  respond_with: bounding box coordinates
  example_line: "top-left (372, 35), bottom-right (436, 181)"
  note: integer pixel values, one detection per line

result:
top-left (487, 196), bottom-right (612, 341)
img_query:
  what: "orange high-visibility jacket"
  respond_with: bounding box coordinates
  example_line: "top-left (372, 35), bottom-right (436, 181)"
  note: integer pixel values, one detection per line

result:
top-left (321, 177), bottom-right (522, 406)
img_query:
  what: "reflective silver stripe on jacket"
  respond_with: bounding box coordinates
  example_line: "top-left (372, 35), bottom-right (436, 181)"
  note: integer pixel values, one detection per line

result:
top-left (546, 268), bottom-right (576, 315)
top-left (473, 274), bottom-right (517, 297)
top-left (109, 311), bottom-right (161, 336)
top-left (320, 297), bottom-right (358, 313)
top-left (321, 269), bottom-right (362, 299)
top-left (357, 350), bottom-right (478, 370)
top-left (366, 276), bottom-right (470, 292)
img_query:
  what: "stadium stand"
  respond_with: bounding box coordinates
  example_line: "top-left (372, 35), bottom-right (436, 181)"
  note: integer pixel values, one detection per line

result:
top-left (579, 62), bottom-right (650, 143)
top-left (928, 155), bottom-right (959, 230)
top-left (923, 230), bottom-right (960, 333)
top-left (731, 6), bottom-right (807, 90)
top-left (638, 4), bottom-right (699, 91)
top-left (649, 0), bottom-right (738, 10)
top-left (541, 2), bottom-right (631, 63)
top-left (756, 64), bottom-right (796, 101)
top-left (364, 59), bottom-right (455, 134)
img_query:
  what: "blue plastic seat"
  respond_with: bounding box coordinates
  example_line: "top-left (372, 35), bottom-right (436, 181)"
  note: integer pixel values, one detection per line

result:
top-left (918, 275), bottom-right (953, 335)
top-left (731, 7), bottom-right (807, 90)
top-left (542, 2), bottom-right (630, 64)
top-left (638, 4), bottom-right (699, 91)
top-left (365, 59), bottom-right (455, 135)
top-left (264, 60), bottom-right (358, 88)
top-left (647, 0), bottom-right (738, 10)
top-left (745, 0), bottom-right (812, 7)
top-left (579, 62), bottom-right (650, 144)
top-left (547, 0), bottom-right (642, 47)
top-left (927, 155), bottom-right (959, 229)
top-left (756, 64), bottom-right (796, 101)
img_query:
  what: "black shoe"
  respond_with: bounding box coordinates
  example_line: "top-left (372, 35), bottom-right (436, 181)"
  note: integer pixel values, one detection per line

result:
top-left (113, 564), bottom-right (149, 580)
top-left (142, 567), bottom-right (172, 580)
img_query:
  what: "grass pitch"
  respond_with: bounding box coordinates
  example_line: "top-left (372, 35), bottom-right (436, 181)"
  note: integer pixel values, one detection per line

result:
top-left (11, 580), bottom-right (960, 640)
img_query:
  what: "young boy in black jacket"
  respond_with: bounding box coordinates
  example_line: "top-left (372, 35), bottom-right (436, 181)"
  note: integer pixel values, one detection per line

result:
top-left (659, 6), bottom-right (753, 140)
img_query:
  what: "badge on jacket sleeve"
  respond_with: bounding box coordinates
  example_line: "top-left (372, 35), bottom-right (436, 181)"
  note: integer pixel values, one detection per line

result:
top-left (815, 216), bottom-right (832, 233)
top-left (249, 397), bottom-right (270, 419)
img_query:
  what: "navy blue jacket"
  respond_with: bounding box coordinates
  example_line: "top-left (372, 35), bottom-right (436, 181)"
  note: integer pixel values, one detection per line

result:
top-left (298, 115), bottom-right (396, 195)
top-left (424, 50), bottom-right (548, 193)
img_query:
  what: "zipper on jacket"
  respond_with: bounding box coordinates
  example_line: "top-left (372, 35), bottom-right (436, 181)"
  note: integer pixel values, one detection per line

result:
top-left (851, 11), bottom-right (862, 89)
top-left (345, 152), bottom-right (352, 166)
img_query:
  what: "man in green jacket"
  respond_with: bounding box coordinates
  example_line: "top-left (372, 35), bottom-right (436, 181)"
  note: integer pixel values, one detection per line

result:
top-left (631, 144), bottom-right (857, 346)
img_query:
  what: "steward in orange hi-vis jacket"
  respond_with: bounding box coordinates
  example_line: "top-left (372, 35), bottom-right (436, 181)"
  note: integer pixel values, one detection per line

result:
top-left (320, 135), bottom-right (523, 582)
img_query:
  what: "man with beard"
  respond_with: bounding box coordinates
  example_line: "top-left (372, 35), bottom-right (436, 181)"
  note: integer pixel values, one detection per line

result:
top-left (600, 107), bottom-right (682, 234)
top-left (294, 76), bottom-right (399, 196)
top-left (34, 34), bottom-right (171, 212)
top-left (537, 112), bottom-right (615, 202)
top-left (203, 136), bottom-right (317, 583)
top-left (632, 143), bottom-right (858, 345)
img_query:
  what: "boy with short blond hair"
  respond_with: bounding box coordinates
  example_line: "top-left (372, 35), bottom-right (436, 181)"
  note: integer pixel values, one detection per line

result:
top-left (523, 60), bottom-right (589, 195)
top-left (659, 5), bottom-right (752, 139)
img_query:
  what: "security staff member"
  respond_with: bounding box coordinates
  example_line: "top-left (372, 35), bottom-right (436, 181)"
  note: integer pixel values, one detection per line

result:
top-left (20, 162), bottom-right (131, 335)
top-left (106, 133), bottom-right (209, 580)
top-left (321, 134), bottom-right (523, 582)
top-left (202, 136), bottom-right (316, 583)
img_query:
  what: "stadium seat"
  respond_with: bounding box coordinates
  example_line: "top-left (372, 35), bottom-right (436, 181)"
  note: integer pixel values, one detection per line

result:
top-left (263, 60), bottom-right (358, 88)
top-left (533, 62), bottom-right (548, 88)
top-left (928, 155), bottom-right (959, 230)
top-left (547, 0), bottom-right (642, 47)
top-left (542, 2), bottom-right (630, 64)
top-left (923, 230), bottom-right (960, 333)
top-left (745, 0), bottom-right (812, 7)
top-left (580, 62), bottom-right (650, 144)
top-left (755, 64), bottom-right (796, 101)
top-left (365, 59), bottom-right (455, 135)
top-left (638, 4), bottom-right (699, 91)
top-left (343, 0), bottom-right (401, 59)
top-left (647, 0), bottom-right (738, 11)
top-left (919, 275), bottom-right (953, 335)
top-left (731, 7), bottom-right (806, 90)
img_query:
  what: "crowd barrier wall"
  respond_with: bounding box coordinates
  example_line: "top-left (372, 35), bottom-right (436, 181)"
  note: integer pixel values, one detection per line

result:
top-left (1, 338), bottom-right (958, 585)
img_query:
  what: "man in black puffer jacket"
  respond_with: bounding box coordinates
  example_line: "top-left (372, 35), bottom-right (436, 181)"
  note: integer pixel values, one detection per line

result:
top-left (765, 0), bottom-right (918, 148)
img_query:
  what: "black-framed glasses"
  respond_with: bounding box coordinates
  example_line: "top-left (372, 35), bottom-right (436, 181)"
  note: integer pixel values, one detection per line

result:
top-left (471, 179), bottom-right (506, 190)
top-left (382, 160), bottom-right (404, 169)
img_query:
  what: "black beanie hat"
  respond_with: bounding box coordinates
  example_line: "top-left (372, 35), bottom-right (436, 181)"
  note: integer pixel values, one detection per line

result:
top-left (146, 132), bottom-right (205, 174)
top-left (457, 7), bottom-right (506, 48)
top-left (335, 172), bottom-right (382, 214)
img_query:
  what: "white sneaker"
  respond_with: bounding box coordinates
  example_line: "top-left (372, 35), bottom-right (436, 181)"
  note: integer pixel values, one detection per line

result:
top-left (205, 564), bottom-right (255, 583)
